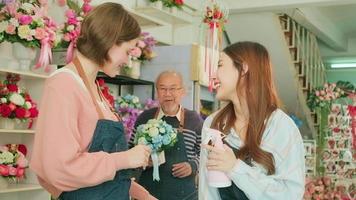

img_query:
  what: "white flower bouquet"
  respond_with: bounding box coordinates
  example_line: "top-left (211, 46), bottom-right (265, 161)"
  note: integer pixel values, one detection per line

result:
top-left (134, 119), bottom-right (177, 181)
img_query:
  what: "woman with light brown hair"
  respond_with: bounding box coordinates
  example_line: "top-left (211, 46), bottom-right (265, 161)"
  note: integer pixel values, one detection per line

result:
top-left (199, 41), bottom-right (305, 200)
top-left (30, 3), bottom-right (156, 200)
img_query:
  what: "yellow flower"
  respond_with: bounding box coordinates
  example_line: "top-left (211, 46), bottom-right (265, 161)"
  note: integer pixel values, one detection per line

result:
top-left (18, 25), bottom-right (32, 39)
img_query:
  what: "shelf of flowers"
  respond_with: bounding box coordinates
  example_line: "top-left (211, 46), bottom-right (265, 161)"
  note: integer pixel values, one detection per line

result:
top-left (135, 1), bottom-right (193, 25)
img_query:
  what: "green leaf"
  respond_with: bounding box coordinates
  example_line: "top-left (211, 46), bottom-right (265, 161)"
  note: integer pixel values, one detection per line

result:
top-left (67, 0), bottom-right (81, 14)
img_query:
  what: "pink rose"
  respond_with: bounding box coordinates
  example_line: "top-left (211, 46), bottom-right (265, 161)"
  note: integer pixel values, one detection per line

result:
top-left (6, 25), bottom-right (16, 34)
top-left (8, 166), bottom-right (17, 176)
top-left (65, 9), bottom-right (76, 19)
top-left (8, 103), bottom-right (16, 111)
top-left (0, 164), bottom-right (9, 176)
top-left (130, 47), bottom-right (142, 58)
top-left (19, 15), bottom-right (33, 25)
top-left (57, 0), bottom-right (66, 7)
top-left (68, 17), bottom-right (78, 25)
top-left (137, 40), bottom-right (146, 48)
top-left (82, 3), bottom-right (92, 14)
top-left (34, 28), bottom-right (47, 40)
top-left (5, 3), bottom-right (17, 16)
top-left (63, 33), bottom-right (71, 42)
top-left (315, 90), bottom-right (320, 96)
top-left (16, 167), bottom-right (25, 178)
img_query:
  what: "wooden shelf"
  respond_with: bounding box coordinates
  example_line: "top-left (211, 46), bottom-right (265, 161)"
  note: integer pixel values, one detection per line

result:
top-left (0, 129), bottom-right (35, 134)
top-left (0, 183), bottom-right (43, 194)
top-left (0, 68), bottom-right (49, 79)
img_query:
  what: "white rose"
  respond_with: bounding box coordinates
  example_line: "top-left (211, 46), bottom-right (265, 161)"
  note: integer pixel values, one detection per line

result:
top-left (148, 127), bottom-right (159, 137)
top-left (0, 151), bottom-right (14, 164)
top-left (25, 101), bottom-right (32, 109)
top-left (0, 98), bottom-right (7, 103)
top-left (9, 93), bottom-right (25, 106)
top-left (67, 25), bottom-right (75, 31)
top-left (132, 97), bottom-right (139, 104)
top-left (159, 128), bottom-right (165, 133)
top-left (9, 18), bottom-right (19, 27)
top-left (138, 137), bottom-right (147, 145)
top-left (21, 3), bottom-right (34, 13)
top-left (0, 21), bottom-right (8, 32)
top-left (76, 16), bottom-right (84, 21)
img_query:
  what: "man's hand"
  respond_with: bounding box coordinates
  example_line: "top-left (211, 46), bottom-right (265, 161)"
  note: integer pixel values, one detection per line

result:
top-left (172, 162), bottom-right (192, 178)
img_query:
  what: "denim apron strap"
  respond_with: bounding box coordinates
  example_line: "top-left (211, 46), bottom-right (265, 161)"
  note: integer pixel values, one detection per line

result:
top-left (59, 58), bottom-right (131, 200)
top-left (138, 108), bottom-right (198, 200)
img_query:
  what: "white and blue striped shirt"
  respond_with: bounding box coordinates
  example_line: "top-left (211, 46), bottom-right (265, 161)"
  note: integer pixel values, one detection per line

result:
top-left (199, 109), bottom-right (305, 200)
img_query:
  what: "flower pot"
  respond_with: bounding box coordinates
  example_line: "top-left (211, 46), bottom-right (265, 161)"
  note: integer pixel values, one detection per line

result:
top-left (0, 176), bottom-right (8, 189)
top-left (129, 60), bottom-right (141, 79)
top-left (0, 118), bottom-right (16, 129)
top-left (12, 43), bottom-right (36, 71)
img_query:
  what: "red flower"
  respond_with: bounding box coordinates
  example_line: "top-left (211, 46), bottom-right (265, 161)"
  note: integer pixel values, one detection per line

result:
top-left (174, 0), bottom-right (184, 5)
top-left (0, 104), bottom-right (12, 117)
top-left (18, 144), bottom-right (27, 156)
top-left (16, 167), bottom-right (25, 178)
top-left (213, 11), bottom-right (222, 19)
top-left (97, 78), bottom-right (105, 87)
top-left (29, 107), bottom-right (39, 118)
top-left (15, 107), bottom-right (26, 118)
top-left (0, 165), bottom-right (9, 176)
top-left (7, 84), bottom-right (18, 92)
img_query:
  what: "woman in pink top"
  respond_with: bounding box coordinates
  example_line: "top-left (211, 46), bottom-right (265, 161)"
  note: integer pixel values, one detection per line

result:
top-left (30, 3), bottom-right (156, 200)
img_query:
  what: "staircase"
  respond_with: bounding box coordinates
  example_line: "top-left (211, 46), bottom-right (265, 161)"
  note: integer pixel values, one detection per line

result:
top-left (278, 14), bottom-right (327, 134)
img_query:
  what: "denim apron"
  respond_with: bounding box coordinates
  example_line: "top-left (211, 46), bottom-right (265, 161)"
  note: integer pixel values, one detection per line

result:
top-left (138, 108), bottom-right (197, 200)
top-left (59, 58), bottom-right (131, 200)
top-left (218, 142), bottom-right (250, 200)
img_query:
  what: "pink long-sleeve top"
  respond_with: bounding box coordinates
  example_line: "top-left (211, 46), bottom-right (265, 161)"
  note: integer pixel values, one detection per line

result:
top-left (30, 69), bottom-right (144, 198)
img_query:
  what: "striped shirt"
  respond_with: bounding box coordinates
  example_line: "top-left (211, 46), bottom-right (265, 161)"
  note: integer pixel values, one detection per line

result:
top-left (129, 107), bottom-right (203, 172)
top-left (199, 109), bottom-right (305, 200)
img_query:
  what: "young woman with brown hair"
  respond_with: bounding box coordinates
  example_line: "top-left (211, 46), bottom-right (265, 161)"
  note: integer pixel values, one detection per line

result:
top-left (199, 41), bottom-right (305, 200)
top-left (30, 3), bottom-right (156, 200)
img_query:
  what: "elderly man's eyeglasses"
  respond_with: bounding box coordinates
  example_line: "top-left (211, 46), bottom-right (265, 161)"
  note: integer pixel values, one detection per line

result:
top-left (157, 87), bottom-right (182, 93)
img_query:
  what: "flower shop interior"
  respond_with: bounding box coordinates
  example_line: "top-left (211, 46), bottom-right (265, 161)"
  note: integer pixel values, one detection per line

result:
top-left (0, 0), bottom-right (355, 199)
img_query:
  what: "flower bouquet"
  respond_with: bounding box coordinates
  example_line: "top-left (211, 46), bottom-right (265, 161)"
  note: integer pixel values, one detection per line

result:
top-left (56, 0), bottom-right (92, 63)
top-left (0, 73), bottom-right (39, 129)
top-left (134, 119), bottom-right (177, 181)
top-left (203, 4), bottom-right (228, 29)
top-left (0, 0), bottom-right (58, 70)
top-left (122, 32), bottom-right (157, 76)
top-left (116, 94), bottom-right (142, 110)
top-left (0, 144), bottom-right (28, 183)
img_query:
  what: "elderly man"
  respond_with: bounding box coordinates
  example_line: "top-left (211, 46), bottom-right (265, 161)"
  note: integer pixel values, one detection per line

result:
top-left (129, 70), bottom-right (203, 200)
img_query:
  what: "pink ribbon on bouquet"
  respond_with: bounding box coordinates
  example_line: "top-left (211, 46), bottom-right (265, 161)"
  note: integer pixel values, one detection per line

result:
top-left (35, 37), bottom-right (52, 72)
top-left (66, 41), bottom-right (75, 64)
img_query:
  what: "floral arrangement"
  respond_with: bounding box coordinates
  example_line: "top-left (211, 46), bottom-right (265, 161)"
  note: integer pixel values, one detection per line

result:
top-left (144, 98), bottom-right (159, 110)
top-left (116, 94), bottom-right (142, 110)
top-left (149, 0), bottom-right (184, 9)
top-left (0, 0), bottom-right (58, 68)
top-left (97, 78), bottom-right (115, 107)
top-left (0, 74), bottom-right (39, 128)
top-left (56, 0), bottom-right (92, 63)
top-left (203, 4), bottom-right (227, 29)
top-left (130, 32), bottom-right (157, 63)
top-left (116, 94), bottom-right (143, 140)
top-left (304, 177), bottom-right (354, 200)
top-left (307, 81), bottom-right (355, 111)
top-left (134, 119), bottom-right (177, 181)
top-left (0, 144), bottom-right (28, 181)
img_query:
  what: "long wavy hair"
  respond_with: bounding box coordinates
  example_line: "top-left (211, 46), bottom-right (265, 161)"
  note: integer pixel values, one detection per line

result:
top-left (211, 41), bottom-right (281, 175)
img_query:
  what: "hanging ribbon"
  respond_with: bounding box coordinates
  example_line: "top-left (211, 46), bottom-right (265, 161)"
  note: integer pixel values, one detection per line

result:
top-left (348, 105), bottom-right (356, 150)
top-left (151, 152), bottom-right (160, 181)
top-left (35, 37), bottom-right (52, 70)
top-left (66, 40), bottom-right (75, 64)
